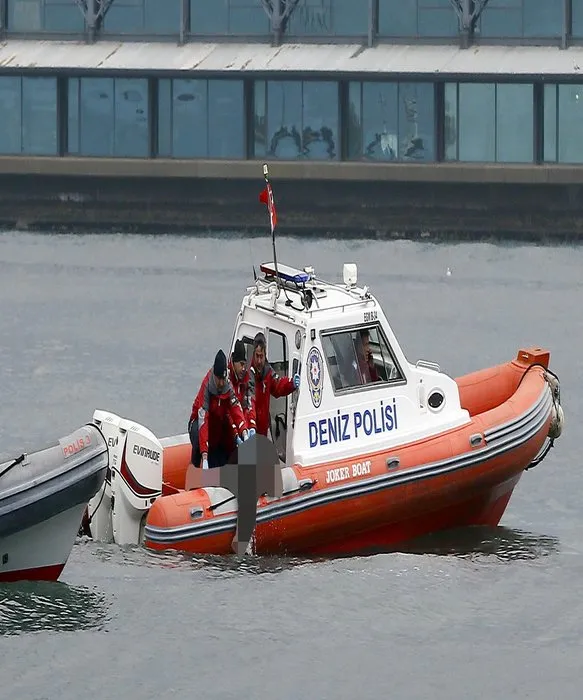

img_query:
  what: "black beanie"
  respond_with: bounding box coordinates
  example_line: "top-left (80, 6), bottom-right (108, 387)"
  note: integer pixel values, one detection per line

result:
top-left (213, 349), bottom-right (227, 378)
top-left (232, 340), bottom-right (246, 363)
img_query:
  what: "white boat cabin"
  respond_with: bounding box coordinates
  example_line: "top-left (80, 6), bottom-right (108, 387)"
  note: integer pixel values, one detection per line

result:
top-left (229, 262), bottom-right (471, 469)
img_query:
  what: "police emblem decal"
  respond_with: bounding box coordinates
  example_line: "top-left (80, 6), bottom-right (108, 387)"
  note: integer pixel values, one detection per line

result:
top-left (307, 346), bottom-right (323, 408)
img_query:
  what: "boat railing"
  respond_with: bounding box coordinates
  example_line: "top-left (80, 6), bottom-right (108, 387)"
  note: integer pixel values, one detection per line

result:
top-left (415, 359), bottom-right (441, 372)
top-left (308, 297), bottom-right (374, 316)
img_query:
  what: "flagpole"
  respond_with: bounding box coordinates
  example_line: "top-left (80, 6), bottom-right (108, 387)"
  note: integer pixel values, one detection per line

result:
top-left (262, 163), bottom-right (281, 289)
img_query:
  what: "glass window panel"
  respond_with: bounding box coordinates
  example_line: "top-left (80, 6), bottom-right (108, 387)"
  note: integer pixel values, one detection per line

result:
top-left (302, 81), bottom-right (338, 160)
top-left (444, 82), bottom-right (458, 161)
top-left (287, 0), bottom-right (332, 36)
top-left (558, 85), bottom-right (583, 164)
top-left (144, 0), bottom-right (180, 33)
top-left (348, 81), bottom-right (435, 160)
top-left (190, 0), bottom-right (269, 34)
top-left (8, 0), bottom-right (85, 32)
top-left (44, 1), bottom-right (85, 32)
top-left (208, 80), bottom-right (244, 158)
top-left (347, 82), bottom-right (362, 160)
top-left (172, 79), bottom-right (208, 158)
top-left (495, 83), bottom-right (533, 163)
top-left (349, 81), bottom-right (435, 162)
top-left (573, 0), bottom-right (583, 38)
top-left (418, 6), bottom-right (458, 38)
top-left (543, 84), bottom-right (557, 163)
top-left (267, 81), bottom-right (303, 159)
top-left (458, 83), bottom-right (495, 162)
top-left (8, 0), bottom-right (42, 31)
top-left (482, 0), bottom-right (521, 8)
top-left (522, 0), bottom-right (562, 37)
top-left (229, 4), bottom-right (270, 34)
top-left (378, 0), bottom-right (417, 37)
top-left (398, 83), bottom-right (434, 161)
top-left (419, 0), bottom-right (455, 8)
top-left (258, 80), bottom-right (339, 160)
top-left (478, 8), bottom-right (522, 38)
top-left (80, 77), bottom-right (114, 156)
top-left (102, 1), bottom-right (144, 33)
top-left (114, 78), bottom-right (149, 157)
top-left (22, 77), bottom-right (57, 155)
top-left (157, 78), bottom-right (172, 157)
top-left (68, 77), bottom-right (80, 154)
top-left (362, 82), bottom-right (398, 161)
top-left (330, 0), bottom-right (368, 35)
top-left (253, 80), bottom-right (267, 158)
top-left (190, 0), bottom-right (226, 33)
top-left (287, 0), bottom-right (367, 36)
top-left (366, 326), bottom-right (402, 381)
top-left (0, 77), bottom-right (22, 154)
top-left (321, 325), bottom-right (403, 392)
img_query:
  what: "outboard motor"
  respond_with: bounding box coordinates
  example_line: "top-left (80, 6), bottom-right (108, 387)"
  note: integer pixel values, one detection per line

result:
top-left (88, 410), bottom-right (125, 542)
top-left (111, 418), bottom-right (163, 546)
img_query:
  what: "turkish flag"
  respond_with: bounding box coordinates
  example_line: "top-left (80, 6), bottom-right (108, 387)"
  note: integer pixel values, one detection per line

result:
top-left (259, 182), bottom-right (278, 234)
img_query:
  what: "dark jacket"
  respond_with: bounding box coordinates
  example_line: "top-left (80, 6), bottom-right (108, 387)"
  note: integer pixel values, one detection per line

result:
top-left (190, 369), bottom-right (246, 454)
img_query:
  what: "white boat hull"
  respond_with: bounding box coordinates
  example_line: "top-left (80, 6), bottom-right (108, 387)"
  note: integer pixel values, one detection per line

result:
top-left (0, 502), bottom-right (87, 583)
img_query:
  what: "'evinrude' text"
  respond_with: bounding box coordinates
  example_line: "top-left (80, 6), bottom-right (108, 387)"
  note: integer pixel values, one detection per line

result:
top-left (132, 444), bottom-right (160, 462)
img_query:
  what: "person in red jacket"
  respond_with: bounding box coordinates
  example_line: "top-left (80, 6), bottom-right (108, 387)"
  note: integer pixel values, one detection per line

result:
top-left (250, 332), bottom-right (300, 437)
top-left (358, 329), bottom-right (379, 383)
top-left (228, 339), bottom-right (257, 438)
top-left (188, 349), bottom-right (249, 470)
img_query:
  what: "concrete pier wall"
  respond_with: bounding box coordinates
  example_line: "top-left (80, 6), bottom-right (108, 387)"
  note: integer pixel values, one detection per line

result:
top-left (1, 158), bottom-right (582, 240)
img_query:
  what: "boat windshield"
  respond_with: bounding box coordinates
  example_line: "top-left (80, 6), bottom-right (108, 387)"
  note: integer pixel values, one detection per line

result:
top-left (321, 325), bottom-right (403, 391)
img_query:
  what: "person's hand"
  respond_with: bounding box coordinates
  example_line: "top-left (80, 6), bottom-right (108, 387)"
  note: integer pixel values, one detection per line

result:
top-left (293, 373), bottom-right (300, 389)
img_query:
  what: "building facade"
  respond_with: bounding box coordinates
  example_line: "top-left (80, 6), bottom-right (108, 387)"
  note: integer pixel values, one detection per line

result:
top-left (1, 1), bottom-right (583, 165)
top-left (2, 0), bottom-right (583, 237)
top-left (6, 71), bottom-right (583, 166)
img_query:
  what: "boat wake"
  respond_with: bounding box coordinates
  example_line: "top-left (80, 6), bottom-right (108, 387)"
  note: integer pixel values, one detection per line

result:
top-left (80, 536), bottom-right (316, 577)
top-left (79, 525), bottom-right (559, 576)
top-left (0, 580), bottom-right (111, 636)
top-left (391, 525), bottom-right (560, 562)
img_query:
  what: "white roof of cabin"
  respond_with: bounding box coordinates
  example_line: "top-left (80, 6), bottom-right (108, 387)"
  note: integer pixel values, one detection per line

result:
top-left (244, 272), bottom-right (376, 326)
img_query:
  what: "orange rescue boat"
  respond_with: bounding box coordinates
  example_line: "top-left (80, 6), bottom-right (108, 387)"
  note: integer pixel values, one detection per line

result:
top-left (87, 260), bottom-right (565, 557)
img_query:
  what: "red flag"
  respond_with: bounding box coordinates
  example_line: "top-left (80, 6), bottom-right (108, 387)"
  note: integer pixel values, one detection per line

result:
top-left (259, 182), bottom-right (278, 234)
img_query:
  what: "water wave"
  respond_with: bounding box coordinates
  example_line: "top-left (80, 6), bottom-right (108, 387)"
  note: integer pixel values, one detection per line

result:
top-left (0, 581), bottom-right (111, 636)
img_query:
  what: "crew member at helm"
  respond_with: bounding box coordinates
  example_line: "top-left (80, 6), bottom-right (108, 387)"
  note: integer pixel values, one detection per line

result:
top-left (250, 332), bottom-right (300, 437)
top-left (229, 339), bottom-right (257, 439)
top-left (358, 329), bottom-right (379, 383)
top-left (188, 349), bottom-right (249, 470)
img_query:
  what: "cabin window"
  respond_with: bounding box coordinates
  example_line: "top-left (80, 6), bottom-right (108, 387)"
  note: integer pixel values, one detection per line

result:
top-left (268, 330), bottom-right (289, 377)
top-left (267, 330), bottom-right (289, 462)
top-left (321, 325), bottom-right (404, 392)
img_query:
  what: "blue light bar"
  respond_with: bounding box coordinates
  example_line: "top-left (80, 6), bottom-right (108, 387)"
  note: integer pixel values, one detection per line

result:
top-left (260, 262), bottom-right (311, 284)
